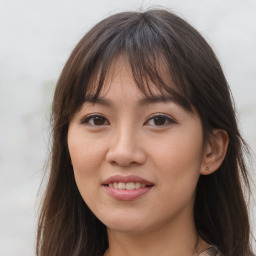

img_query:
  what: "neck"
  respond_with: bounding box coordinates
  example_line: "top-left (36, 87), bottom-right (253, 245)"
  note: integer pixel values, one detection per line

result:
top-left (106, 211), bottom-right (206, 256)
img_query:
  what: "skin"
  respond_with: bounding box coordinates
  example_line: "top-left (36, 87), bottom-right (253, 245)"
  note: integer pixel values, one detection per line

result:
top-left (68, 58), bottom-right (228, 256)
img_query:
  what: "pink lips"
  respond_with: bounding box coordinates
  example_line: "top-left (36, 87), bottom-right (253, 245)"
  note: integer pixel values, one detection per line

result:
top-left (102, 175), bottom-right (154, 201)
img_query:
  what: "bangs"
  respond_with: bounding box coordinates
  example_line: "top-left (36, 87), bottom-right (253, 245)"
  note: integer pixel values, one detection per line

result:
top-left (81, 12), bottom-right (194, 112)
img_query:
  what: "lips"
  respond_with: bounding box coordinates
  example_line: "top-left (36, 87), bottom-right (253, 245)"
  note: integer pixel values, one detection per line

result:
top-left (102, 175), bottom-right (154, 201)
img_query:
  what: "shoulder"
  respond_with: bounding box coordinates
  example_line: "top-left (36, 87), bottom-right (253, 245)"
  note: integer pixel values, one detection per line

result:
top-left (199, 246), bottom-right (221, 256)
top-left (200, 246), bottom-right (255, 256)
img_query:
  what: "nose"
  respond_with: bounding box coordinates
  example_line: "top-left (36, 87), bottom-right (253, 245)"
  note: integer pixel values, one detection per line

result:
top-left (105, 124), bottom-right (146, 167)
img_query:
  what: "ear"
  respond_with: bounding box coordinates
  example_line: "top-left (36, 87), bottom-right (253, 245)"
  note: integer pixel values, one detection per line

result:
top-left (200, 129), bottom-right (229, 175)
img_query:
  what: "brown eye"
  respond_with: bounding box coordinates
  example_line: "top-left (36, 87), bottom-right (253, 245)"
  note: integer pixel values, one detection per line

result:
top-left (93, 116), bottom-right (106, 125)
top-left (153, 116), bottom-right (166, 126)
top-left (145, 115), bottom-right (174, 126)
top-left (81, 115), bottom-right (109, 126)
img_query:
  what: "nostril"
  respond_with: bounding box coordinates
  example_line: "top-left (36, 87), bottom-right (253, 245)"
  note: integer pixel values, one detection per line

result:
top-left (105, 143), bottom-right (146, 166)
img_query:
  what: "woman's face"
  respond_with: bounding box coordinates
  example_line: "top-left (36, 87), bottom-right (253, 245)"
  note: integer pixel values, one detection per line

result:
top-left (68, 58), bottom-right (206, 234)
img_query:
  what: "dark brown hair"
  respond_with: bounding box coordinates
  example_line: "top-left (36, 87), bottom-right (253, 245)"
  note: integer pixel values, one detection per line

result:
top-left (37, 9), bottom-right (254, 256)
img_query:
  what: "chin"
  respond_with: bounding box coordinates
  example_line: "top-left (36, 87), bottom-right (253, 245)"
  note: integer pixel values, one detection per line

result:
top-left (99, 213), bottom-right (157, 235)
top-left (107, 223), bottom-right (151, 235)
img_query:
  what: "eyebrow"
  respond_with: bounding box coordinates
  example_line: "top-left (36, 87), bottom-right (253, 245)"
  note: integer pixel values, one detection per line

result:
top-left (83, 95), bottom-right (113, 106)
top-left (83, 95), bottom-right (176, 107)
top-left (84, 94), bottom-right (175, 107)
top-left (138, 95), bottom-right (175, 105)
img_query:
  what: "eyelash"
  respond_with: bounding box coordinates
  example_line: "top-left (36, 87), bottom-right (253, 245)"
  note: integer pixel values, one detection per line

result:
top-left (80, 114), bottom-right (175, 127)
top-left (145, 114), bottom-right (175, 126)
top-left (80, 114), bottom-right (110, 126)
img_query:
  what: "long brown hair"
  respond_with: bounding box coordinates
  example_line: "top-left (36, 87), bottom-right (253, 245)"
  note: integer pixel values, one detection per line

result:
top-left (37, 9), bottom-right (254, 256)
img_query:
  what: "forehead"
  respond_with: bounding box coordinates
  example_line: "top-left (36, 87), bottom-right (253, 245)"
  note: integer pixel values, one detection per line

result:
top-left (85, 55), bottom-right (193, 112)
top-left (87, 56), bottom-right (171, 97)
top-left (98, 57), bottom-right (167, 97)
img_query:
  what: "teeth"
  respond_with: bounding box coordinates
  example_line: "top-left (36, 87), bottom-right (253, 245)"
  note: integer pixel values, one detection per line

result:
top-left (108, 182), bottom-right (148, 190)
top-left (126, 182), bottom-right (135, 190)
top-left (118, 182), bottom-right (126, 189)
top-left (135, 182), bottom-right (146, 189)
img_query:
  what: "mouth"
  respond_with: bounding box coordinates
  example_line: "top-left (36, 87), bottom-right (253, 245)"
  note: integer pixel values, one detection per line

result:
top-left (104, 182), bottom-right (153, 190)
top-left (102, 175), bottom-right (154, 200)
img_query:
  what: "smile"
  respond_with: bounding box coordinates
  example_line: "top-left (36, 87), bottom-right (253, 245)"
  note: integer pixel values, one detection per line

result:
top-left (102, 175), bottom-right (154, 200)
top-left (107, 182), bottom-right (148, 190)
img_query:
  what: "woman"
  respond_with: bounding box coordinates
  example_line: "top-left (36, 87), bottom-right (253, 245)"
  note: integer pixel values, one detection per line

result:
top-left (37, 9), bottom-right (254, 256)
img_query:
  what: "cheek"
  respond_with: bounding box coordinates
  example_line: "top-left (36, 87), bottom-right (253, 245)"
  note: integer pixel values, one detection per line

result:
top-left (68, 140), bottom-right (102, 212)
top-left (67, 130), bottom-right (106, 200)
top-left (153, 128), bottom-right (203, 167)
top-left (68, 131), bottom-right (104, 174)
top-left (151, 128), bottom-right (204, 196)
top-left (163, 138), bottom-right (202, 171)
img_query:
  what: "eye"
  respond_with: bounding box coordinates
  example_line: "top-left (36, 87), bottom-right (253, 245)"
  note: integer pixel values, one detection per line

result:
top-left (145, 114), bottom-right (175, 126)
top-left (81, 115), bottom-right (109, 126)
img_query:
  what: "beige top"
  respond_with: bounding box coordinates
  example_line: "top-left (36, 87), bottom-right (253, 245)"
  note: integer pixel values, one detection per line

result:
top-left (199, 246), bottom-right (221, 256)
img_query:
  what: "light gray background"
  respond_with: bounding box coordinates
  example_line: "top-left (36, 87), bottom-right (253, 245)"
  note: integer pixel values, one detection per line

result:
top-left (0, 0), bottom-right (255, 255)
